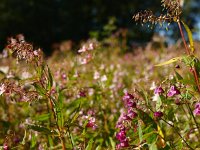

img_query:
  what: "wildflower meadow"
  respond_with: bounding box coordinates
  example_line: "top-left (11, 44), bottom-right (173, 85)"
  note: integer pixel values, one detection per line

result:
top-left (0, 0), bottom-right (200, 150)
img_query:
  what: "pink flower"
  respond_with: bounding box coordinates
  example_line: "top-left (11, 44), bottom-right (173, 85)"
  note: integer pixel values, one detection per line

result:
top-left (193, 109), bottom-right (200, 116)
top-left (116, 130), bottom-right (127, 142)
top-left (154, 86), bottom-right (164, 95)
top-left (154, 111), bottom-right (163, 118)
top-left (86, 117), bottom-right (97, 130)
top-left (127, 109), bottom-right (137, 119)
top-left (167, 86), bottom-right (180, 97)
top-left (194, 102), bottom-right (200, 116)
top-left (78, 45), bottom-right (87, 53)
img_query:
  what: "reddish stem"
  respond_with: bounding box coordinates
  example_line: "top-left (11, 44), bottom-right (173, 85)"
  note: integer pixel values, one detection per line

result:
top-left (177, 21), bottom-right (200, 93)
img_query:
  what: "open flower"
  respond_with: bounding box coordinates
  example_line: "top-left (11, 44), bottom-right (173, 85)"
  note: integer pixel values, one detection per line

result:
top-left (194, 102), bottom-right (200, 116)
top-left (154, 86), bottom-right (164, 95)
top-left (167, 86), bottom-right (180, 97)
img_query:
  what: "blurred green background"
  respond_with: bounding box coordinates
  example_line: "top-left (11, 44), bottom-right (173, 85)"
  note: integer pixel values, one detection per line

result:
top-left (0, 0), bottom-right (199, 54)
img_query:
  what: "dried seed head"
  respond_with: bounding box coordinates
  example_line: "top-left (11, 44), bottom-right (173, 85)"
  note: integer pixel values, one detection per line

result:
top-left (133, 0), bottom-right (182, 27)
top-left (6, 35), bottom-right (43, 65)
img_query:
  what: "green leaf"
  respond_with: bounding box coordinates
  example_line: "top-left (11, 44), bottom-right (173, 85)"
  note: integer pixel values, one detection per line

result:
top-left (55, 91), bottom-right (64, 127)
top-left (175, 71), bottom-right (183, 80)
top-left (47, 66), bottom-right (53, 90)
top-left (137, 109), bottom-right (156, 128)
top-left (33, 83), bottom-right (46, 96)
top-left (30, 133), bottom-right (37, 149)
top-left (155, 57), bottom-right (181, 67)
top-left (181, 21), bottom-right (194, 53)
top-left (34, 113), bottom-right (50, 121)
top-left (85, 139), bottom-right (94, 150)
top-left (138, 121), bottom-right (143, 143)
top-left (55, 106), bottom-right (63, 128)
top-left (109, 137), bottom-right (116, 150)
top-left (95, 145), bottom-right (102, 150)
top-left (149, 142), bottom-right (158, 150)
top-left (21, 130), bottom-right (27, 145)
top-left (27, 124), bottom-right (52, 134)
top-left (48, 135), bottom-right (54, 147)
top-left (156, 96), bottom-right (162, 111)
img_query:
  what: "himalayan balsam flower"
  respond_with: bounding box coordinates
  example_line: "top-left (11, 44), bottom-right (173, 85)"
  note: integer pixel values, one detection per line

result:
top-left (154, 86), bottom-right (164, 95)
top-left (154, 111), bottom-right (163, 118)
top-left (3, 143), bottom-right (9, 150)
top-left (127, 109), bottom-right (137, 119)
top-left (193, 102), bottom-right (200, 116)
top-left (116, 130), bottom-right (129, 149)
top-left (86, 117), bottom-right (97, 130)
top-left (116, 130), bottom-right (127, 142)
top-left (78, 45), bottom-right (87, 53)
top-left (122, 92), bottom-right (136, 108)
top-left (167, 86), bottom-right (180, 97)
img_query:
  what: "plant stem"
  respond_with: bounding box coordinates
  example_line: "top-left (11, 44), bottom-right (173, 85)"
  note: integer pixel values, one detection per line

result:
top-left (66, 124), bottom-right (74, 148)
top-left (161, 118), bottom-right (194, 150)
top-left (185, 103), bottom-right (200, 137)
top-left (177, 21), bottom-right (200, 93)
top-left (177, 21), bottom-right (190, 55)
top-left (48, 95), bottom-right (66, 150)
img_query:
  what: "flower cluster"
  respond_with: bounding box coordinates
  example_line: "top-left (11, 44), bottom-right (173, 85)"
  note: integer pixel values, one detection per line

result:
top-left (115, 92), bottom-right (138, 149)
top-left (0, 79), bottom-right (38, 102)
top-left (78, 41), bottom-right (96, 65)
top-left (193, 102), bottom-right (200, 116)
top-left (79, 110), bottom-right (97, 130)
top-left (153, 85), bottom-right (180, 98)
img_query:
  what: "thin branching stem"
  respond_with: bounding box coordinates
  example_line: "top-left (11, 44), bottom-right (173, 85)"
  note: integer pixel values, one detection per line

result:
top-left (185, 103), bottom-right (200, 137)
top-left (161, 118), bottom-right (194, 150)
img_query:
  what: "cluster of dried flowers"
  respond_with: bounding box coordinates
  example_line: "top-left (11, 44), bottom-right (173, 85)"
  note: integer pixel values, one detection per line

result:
top-left (132, 0), bottom-right (182, 26)
top-left (6, 34), bottom-right (43, 65)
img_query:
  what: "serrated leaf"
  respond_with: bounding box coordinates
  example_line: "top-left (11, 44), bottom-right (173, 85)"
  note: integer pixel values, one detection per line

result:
top-left (181, 21), bottom-right (194, 53)
top-left (155, 57), bottom-right (181, 67)
top-left (85, 139), bottom-right (94, 150)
